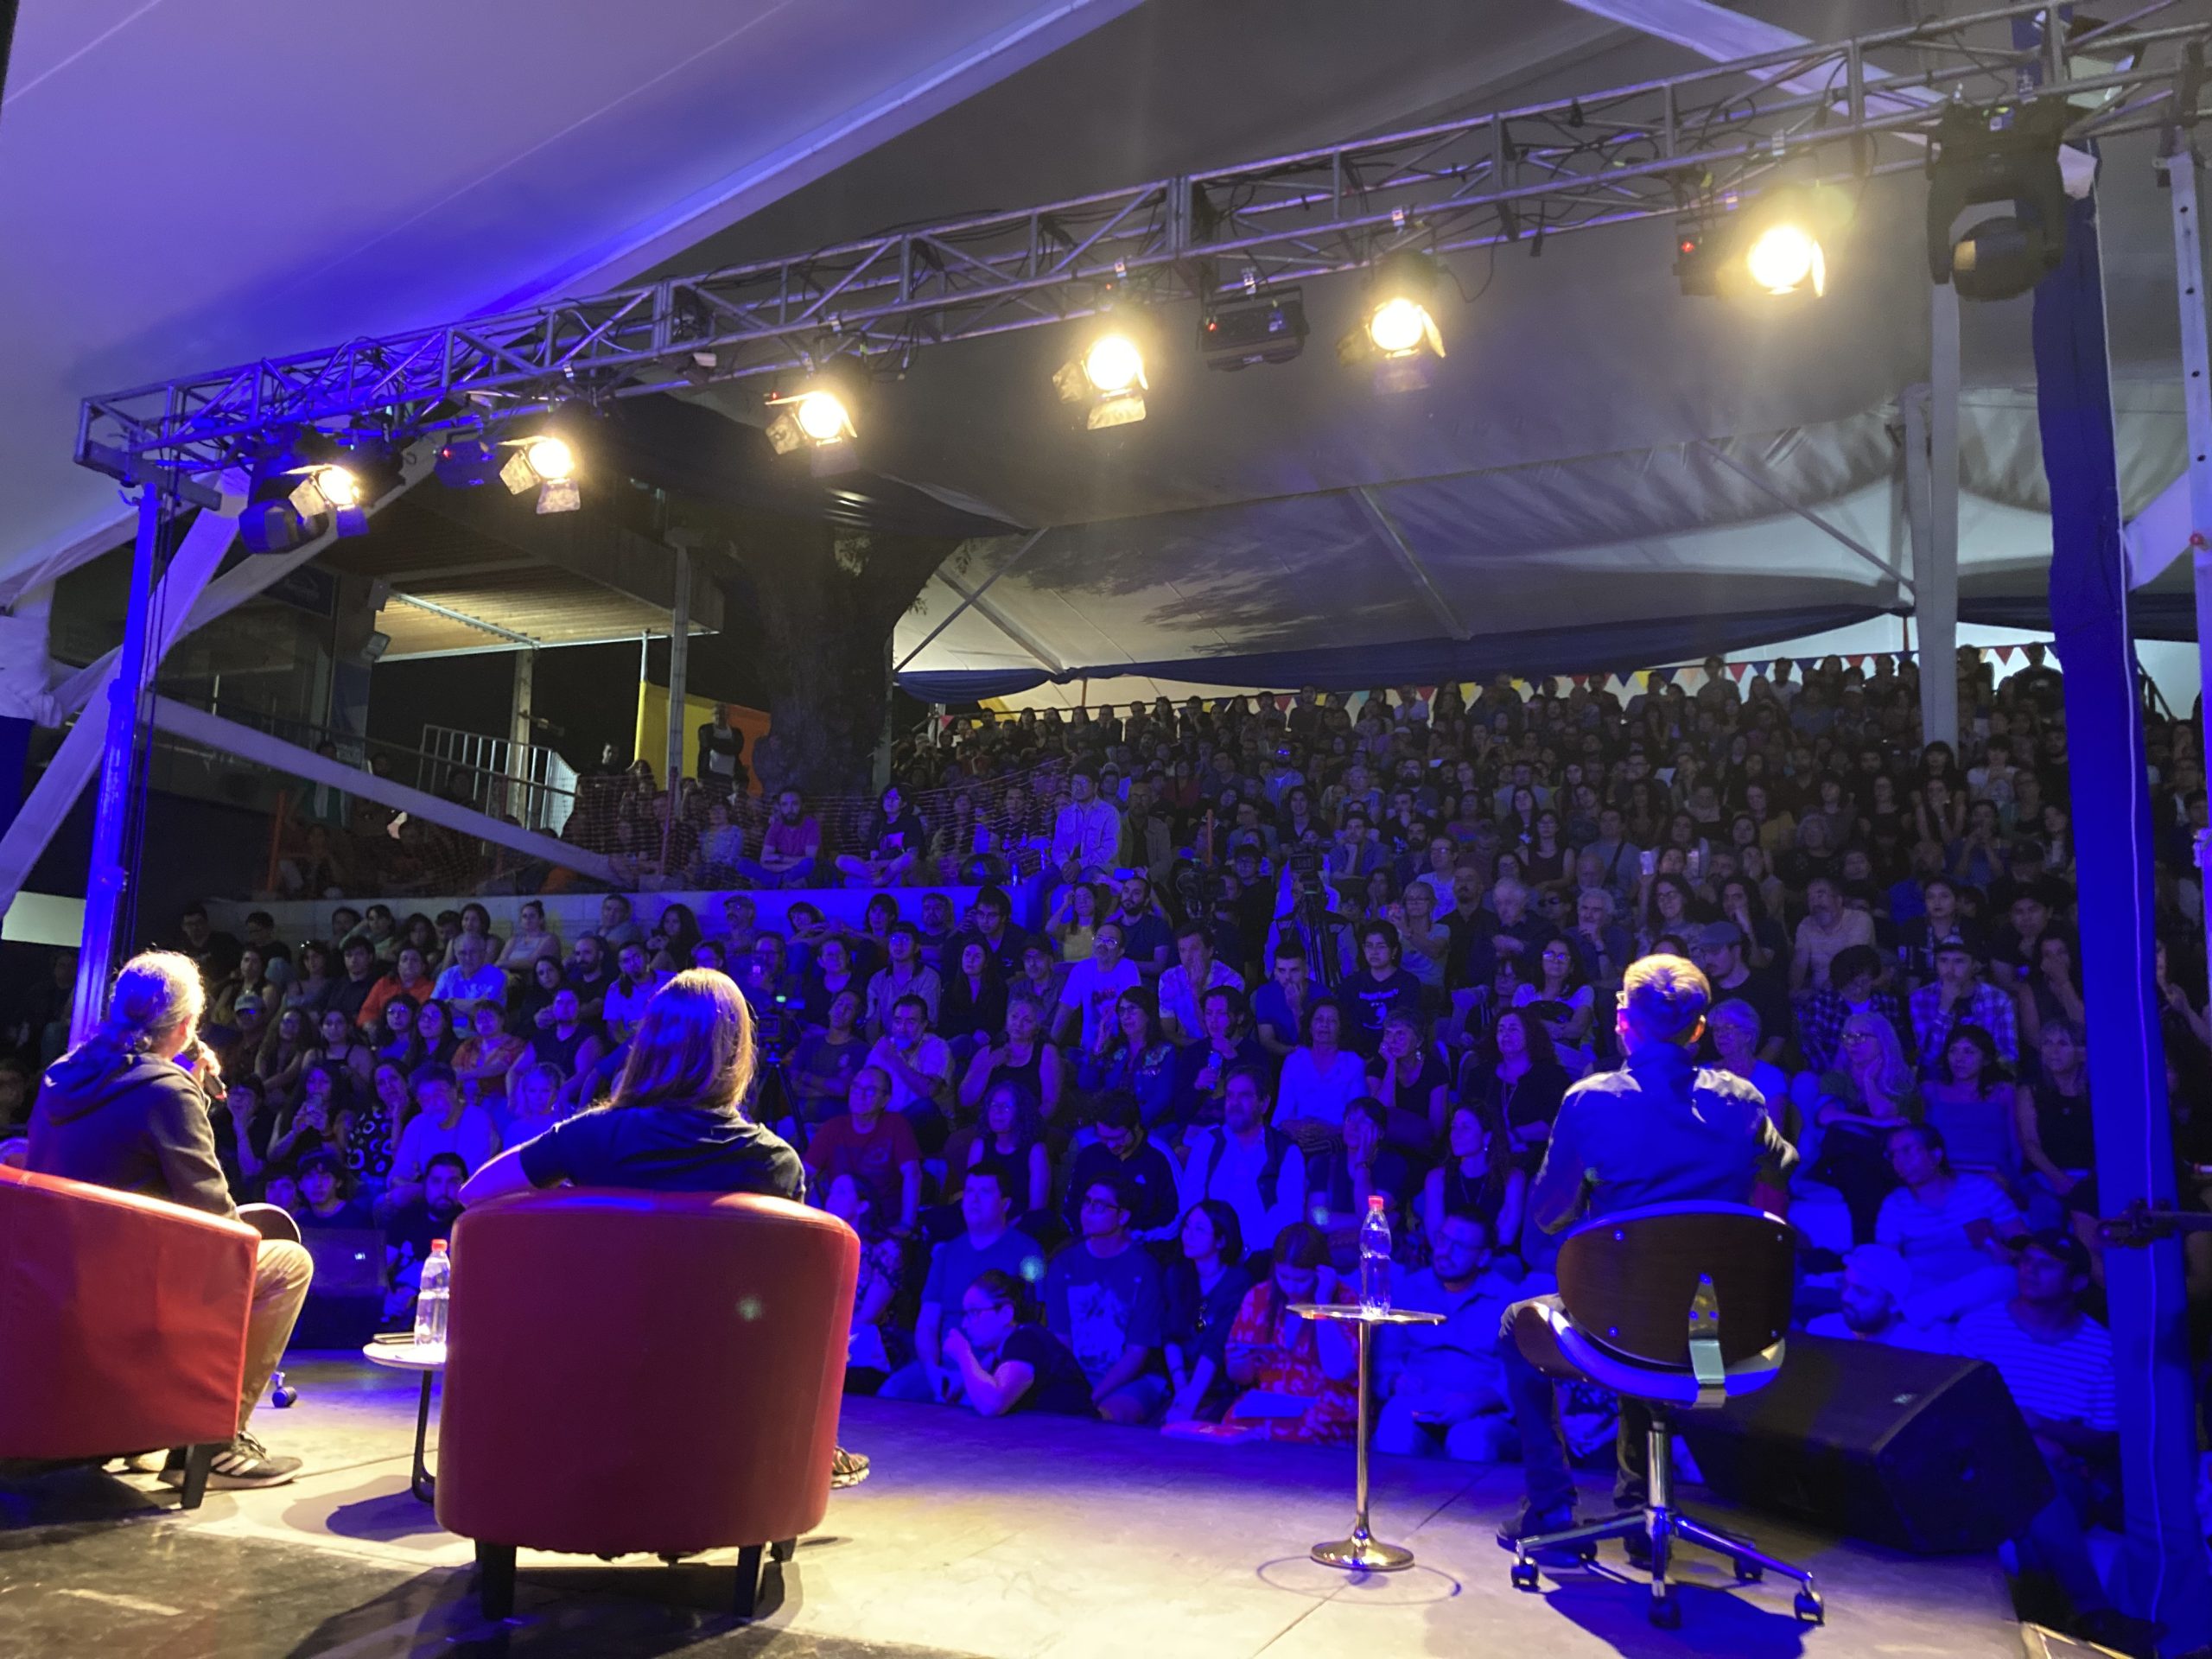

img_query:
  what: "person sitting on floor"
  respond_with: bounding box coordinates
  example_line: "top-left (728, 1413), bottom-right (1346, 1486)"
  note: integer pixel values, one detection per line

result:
top-left (1161, 1199), bottom-right (1253, 1425)
top-left (1044, 1172), bottom-right (1168, 1424)
top-left (804, 1065), bottom-right (922, 1238)
top-left (942, 1268), bottom-right (1097, 1417)
top-left (878, 1158), bottom-right (1043, 1406)
top-left (1803, 1244), bottom-right (1950, 1351)
top-left (1059, 1091), bottom-right (1180, 1244)
top-left (1874, 1121), bottom-right (2025, 1330)
top-left (1373, 1208), bottom-right (1523, 1461)
top-left (1222, 1222), bottom-right (1358, 1444)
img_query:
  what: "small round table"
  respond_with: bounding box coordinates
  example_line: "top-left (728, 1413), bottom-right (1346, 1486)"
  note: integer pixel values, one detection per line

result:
top-left (1287, 1300), bottom-right (1446, 1573)
top-left (360, 1339), bottom-right (445, 1503)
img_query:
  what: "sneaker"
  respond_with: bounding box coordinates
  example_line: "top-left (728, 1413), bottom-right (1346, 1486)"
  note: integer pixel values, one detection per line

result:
top-left (1495, 1502), bottom-right (1577, 1556)
top-left (157, 1433), bottom-right (302, 1491)
top-left (830, 1446), bottom-right (871, 1489)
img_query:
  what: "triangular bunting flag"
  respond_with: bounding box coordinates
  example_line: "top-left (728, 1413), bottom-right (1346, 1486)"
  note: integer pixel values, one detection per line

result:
top-left (1729, 662), bottom-right (1750, 681)
top-left (1274, 694), bottom-right (1293, 710)
top-left (1571, 674), bottom-right (1587, 689)
top-left (1995, 645), bottom-right (2017, 666)
top-left (1418, 685), bottom-right (1436, 702)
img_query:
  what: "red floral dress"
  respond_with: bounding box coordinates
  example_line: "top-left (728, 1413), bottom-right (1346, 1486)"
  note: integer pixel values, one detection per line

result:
top-left (1226, 1281), bottom-right (1360, 1444)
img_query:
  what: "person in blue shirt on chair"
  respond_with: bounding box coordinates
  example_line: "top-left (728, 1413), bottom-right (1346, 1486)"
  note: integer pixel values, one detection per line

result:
top-left (1494, 953), bottom-right (1796, 1559)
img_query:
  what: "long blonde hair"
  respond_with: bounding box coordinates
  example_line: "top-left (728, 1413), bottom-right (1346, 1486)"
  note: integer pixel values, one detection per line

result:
top-left (607, 969), bottom-right (755, 1114)
top-left (1840, 1010), bottom-right (1916, 1109)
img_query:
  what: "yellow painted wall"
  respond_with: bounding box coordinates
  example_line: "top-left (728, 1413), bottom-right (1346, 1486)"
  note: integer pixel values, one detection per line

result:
top-left (632, 685), bottom-right (772, 792)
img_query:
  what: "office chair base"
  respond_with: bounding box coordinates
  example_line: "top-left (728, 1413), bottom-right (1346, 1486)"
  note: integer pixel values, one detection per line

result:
top-left (1511, 1505), bottom-right (1821, 1627)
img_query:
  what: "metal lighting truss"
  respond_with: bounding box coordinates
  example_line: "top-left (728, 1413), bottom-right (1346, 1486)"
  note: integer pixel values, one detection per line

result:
top-left (75, 0), bottom-right (2212, 485)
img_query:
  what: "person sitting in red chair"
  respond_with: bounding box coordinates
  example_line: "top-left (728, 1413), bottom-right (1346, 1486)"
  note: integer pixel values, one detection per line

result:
top-left (27, 950), bottom-right (313, 1489)
top-left (461, 966), bottom-right (869, 1489)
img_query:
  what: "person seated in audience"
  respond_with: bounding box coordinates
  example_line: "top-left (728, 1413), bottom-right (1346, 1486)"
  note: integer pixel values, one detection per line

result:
top-left (1158, 922), bottom-right (1242, 1047)
top-left (1909, 937), bottom-right (2019, 1073)
top-left (326, 938), bottom-right (385, 1033)
top-left (382, 1065), bottom-right (497, 1220)
top-left (1794, 944), bottom-right (1906, 1076)
top-left (602, 941), bottom-right (667, 1046)
top-left (1252, 942), bottom-right (1317, 1067)
top-left (2018, 1018), bottom-right (2096, 1234)
top-left (1464, 1007), bottom-right (1572, 1178)
top-left (430, 931), bottom-right (505, 1020)
top-left (1062, 1092), bottom-right (1180, 1243)
top-left (1875, 1122), bottom-right (2025, 1328)
top-left (1373, 1208), bottom-right (1522, 1461)
top-left (1339, 920), bottom-right (1424, 1060)
top-left (1179, 1065), bottom-right (1307, 1264)
top-left (1804, 1243), bottom-right (1949, 1350)
top-left (805, 1064), bottom-right (922, 1236)
top-left (1365, 1008), bottom-right (1447, 1158)
top-left (1791, 874), bottom-right (1877, 993)
top-left (943, 1268), bottom-right (1097, 1417)
top-left (1046, 1172), bottom-right (1169, 1423)
top-left (565, 933), bottom-right (616, 1024)
top-left (493, 902), bottom-right (560, 981)
top-left (1174, 984), bottom-right (1267, 1131)
top-left (1921, 1022), bottom-right (2020, 1185)
top-left (521, 988), bottom-right (604, 1092)
top-left (499, 1061), bottom-right (568, 1144)
top-left (1052, 918), bottom-right (1138, 1054)
top-left (413, 999), bottom-right (460, 1069)
top-left (510, 954), bottom-right (566, 1037)
top-left (254, 1007), bottom-right (315, 1113)
top-left (1223, 1223), bottom-right (1358, 1443)
top-left (1808, 1012), bottom-right (1923, 1243)
top-left (836, 784), bottom-right (925, 887)
top-left (1078, 986), bottom-right (1179, 1130)
top-left (1274, 999), bottom-right (1369, 1147)
top-left (1689, 922), bottom-right (1788, 1064)
top-left (593, 893), bottom-right (645, 950)
top-left (937, 938), bottom-right (1008, 1058)
top-left (453, 1000), bottom-right (524, 1108)
top-left (1319, 1096), bottom-right (1413, 1234)
top-left (959, 993), bottom-right (1065, 1125)
top-left (382, 1149), bottom-right (468, 1315)
top-left (266, 1063), bottom-right (350, 1173)
top-left (373, 996), bottom-right (423, 1071)
top-left (799, 935), bottom-right (861, 1029)
top-left (1047, 879), bottom-right (1110, 962)
top-left (865, 994), bottom-right (956, 1153)
top-left (916, 890), bottom-right (960, 973)
top-left (825, 1172), bottom-right (908, 1392)
top-left (1952, 1233), bottom-right (2152, 1656)
top-left (960, 1077), bottom-right (1052, 1221)
top-left (737, 787), bottom-right (822, 888)
top-left (294, 1149), bottom-right (374, 1230)
top-left (792, 988), bottom-right (868, 1130)
top-left (880, 1159), bottom-right (1043, 1405)
top-left (867, 921), bottom-right (944, 1039)
top-left (280, 941), bottom-right (337, 1019)
top-left (1109, 872), bottom-right (1175, 983)
top-left (1160, 1200), bottom-right (1253, 1425)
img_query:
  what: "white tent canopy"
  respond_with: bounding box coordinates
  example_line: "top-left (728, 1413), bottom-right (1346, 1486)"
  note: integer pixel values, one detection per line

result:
top-left (0, 0), bottom-right (2199, 711)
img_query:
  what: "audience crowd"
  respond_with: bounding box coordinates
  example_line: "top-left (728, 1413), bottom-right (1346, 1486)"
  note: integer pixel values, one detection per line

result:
top-left (4, 642), bottom-right (2202, 1642)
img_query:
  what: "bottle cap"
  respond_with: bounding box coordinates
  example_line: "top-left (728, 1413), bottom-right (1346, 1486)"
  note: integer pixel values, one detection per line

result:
top-left (1367, 1194), bottom-right (1386, 1210)
top-left (430, 1238), bottom-right (449, 1253)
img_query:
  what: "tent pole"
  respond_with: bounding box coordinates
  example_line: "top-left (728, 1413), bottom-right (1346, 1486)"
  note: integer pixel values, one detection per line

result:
top-left (1922, 280), bottom-right (1961, 751)
top-left (2164, 140), bottom-right (2212, 1034)
top-left (69, 480), bottom-right (166, 1044)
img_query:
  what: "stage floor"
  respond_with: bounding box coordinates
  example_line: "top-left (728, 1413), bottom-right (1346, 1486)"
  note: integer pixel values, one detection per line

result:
top-left (1, 1355), bottom-right (2024, 1659)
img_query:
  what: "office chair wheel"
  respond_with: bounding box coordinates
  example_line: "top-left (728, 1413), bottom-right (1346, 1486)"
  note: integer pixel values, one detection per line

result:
top-left (1510, 1560), bottom-right (1541, 1592)
top-left (1795, 1588), bottom-right (1825, 1625)
top-left (1733, 1560), bottom-right (1764, 1583)
top-left (1648, 1586), bottom-right (1680, 1629)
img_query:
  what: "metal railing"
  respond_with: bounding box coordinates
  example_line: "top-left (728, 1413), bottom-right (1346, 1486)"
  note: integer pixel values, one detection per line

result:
top-left (416, 724), bottom-right (577, 835)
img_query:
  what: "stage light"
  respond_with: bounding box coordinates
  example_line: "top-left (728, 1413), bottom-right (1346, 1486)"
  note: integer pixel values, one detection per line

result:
top-left (1338, 252), bottom-right (1445, 391)
top-left (1926, 99), bottom-right (2070, 303)
top-left (1054, 316), bottom-right (1149, 430)
top-left (766, 372), bottom-right (862, 473)
top-left (498, 431), bottom-right (582, 512)
top-left (795, 391), bottom-right (851, 445)
top-left (1744, 222), bottom-right (1824, 297)
top-left (1198, 286), bottom-right (1307, 372)
top-left (289, 464), bottom-right (360, 517)
top-left (241, 432), bottom-right (374, 552)
top-left (523, 435), bottom-right (575, 482)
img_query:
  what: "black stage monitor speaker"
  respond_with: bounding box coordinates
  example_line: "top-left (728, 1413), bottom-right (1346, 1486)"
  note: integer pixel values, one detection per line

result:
top-left (1678, 1334), bottom-right (2055, 1554)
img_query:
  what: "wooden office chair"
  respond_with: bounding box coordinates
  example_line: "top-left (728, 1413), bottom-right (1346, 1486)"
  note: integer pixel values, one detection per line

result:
top-left (1505, 1201), bottom-right (1822, 1629)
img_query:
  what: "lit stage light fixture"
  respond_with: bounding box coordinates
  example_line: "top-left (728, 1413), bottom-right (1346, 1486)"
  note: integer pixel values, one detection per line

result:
top-left (289, 463), bottom-right (360, 517)
top-left (1054, 318), bottom-right (1149, 430)
top-left (1338, 252), bottom-right (1446, 391)
top-left (766, 372), bottom-right (862, 474)
top-left (499, 432), bottom-right (582, 512)
top-left (240, 432), bottom-right (374, 552)
top-left (1744, 221), bottom-right (1824, 297)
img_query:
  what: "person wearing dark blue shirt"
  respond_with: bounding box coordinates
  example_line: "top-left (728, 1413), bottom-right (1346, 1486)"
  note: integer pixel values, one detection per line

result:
top-left (1496, 955), bottom-right (1795, 1556)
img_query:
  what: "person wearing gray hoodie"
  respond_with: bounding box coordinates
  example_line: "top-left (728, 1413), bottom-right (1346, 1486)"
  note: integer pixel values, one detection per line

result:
top-left (28, 950), bottom-right (312, 1489)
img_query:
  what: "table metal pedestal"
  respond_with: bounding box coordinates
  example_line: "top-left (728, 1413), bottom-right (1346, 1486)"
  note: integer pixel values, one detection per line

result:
top-left (360, 1340), bottom-right (445, 1503)
top-left (1288, 1301), bottom-right (1445, 1573)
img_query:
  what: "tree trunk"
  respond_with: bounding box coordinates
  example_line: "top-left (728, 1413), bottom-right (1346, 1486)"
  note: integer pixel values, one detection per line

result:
top-left (720, 516), bottom-right (952, 796)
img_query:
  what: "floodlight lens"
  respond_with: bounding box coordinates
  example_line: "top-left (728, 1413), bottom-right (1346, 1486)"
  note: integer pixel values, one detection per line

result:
top-left (1745, 224), bottom-right (1821, 295)
top-left (313, 465), bottom-right (362, 510)
top-left (524, 436), bottom-right (575, 481)
top-left (1083, 334), bottom-right (1144, 395)
top-left (1366, 296), bottom-right (1430, 357)
top-left (796, 391), bottom-right (850, 443)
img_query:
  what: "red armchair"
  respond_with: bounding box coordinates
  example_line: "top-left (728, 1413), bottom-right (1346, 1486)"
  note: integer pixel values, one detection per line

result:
top-left (0, 1165), bottom-right (257, 1507)
top-left (434, 1189), bottom-right (859, 1618)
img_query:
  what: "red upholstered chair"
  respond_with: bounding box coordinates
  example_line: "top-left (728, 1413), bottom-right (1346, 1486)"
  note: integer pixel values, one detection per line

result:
top-left (0, 1164), bottom-right (257, 1508)
top-left (434, 1189), bottom-right (859, 1618)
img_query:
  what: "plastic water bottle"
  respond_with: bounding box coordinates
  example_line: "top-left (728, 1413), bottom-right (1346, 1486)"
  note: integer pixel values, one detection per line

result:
top-left (414, 1239), bottom-right (451, 1350)
top-left (1359, 1194), bottom-right (1392, 1313)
